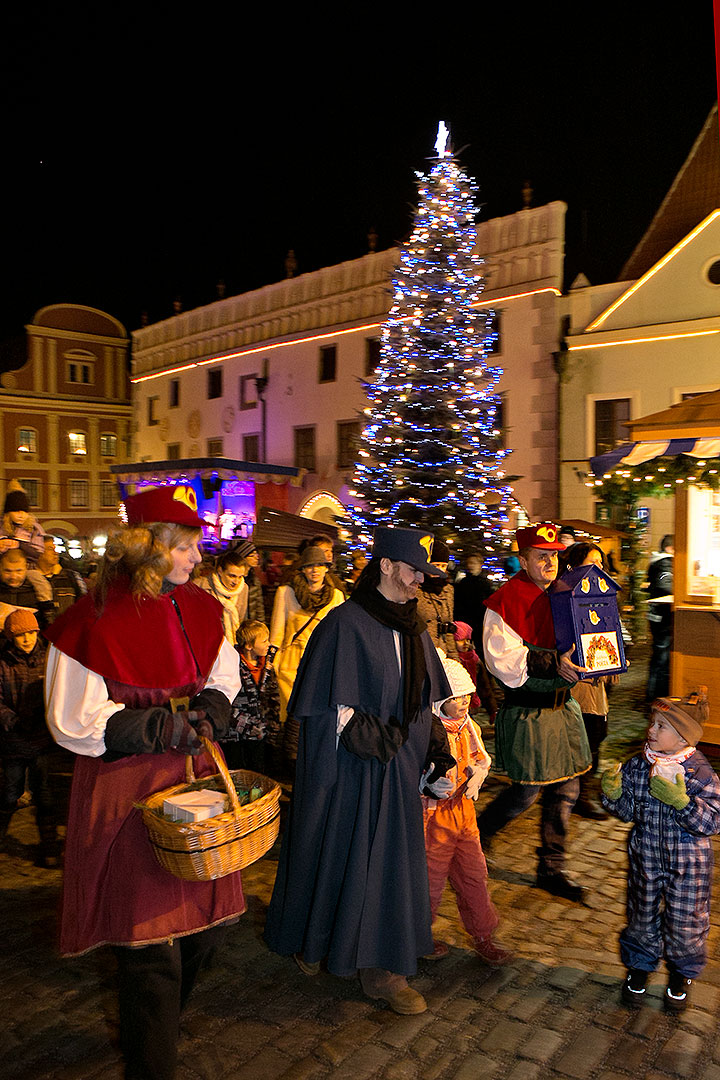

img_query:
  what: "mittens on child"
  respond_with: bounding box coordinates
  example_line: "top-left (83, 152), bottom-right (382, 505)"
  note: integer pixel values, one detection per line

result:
top-left (649, 772), bottom-right (690, 810)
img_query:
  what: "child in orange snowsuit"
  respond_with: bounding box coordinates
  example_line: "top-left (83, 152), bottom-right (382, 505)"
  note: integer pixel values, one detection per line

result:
top-left (422, 657), bottom-right (512, 966)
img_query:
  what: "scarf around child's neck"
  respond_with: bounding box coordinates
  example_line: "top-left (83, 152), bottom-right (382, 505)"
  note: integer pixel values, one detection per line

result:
top-left (644, 742), bottom-right (696, 781)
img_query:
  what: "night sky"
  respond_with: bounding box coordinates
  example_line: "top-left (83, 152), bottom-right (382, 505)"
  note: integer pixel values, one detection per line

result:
top-left (1, 8), bottom-right (717, 347)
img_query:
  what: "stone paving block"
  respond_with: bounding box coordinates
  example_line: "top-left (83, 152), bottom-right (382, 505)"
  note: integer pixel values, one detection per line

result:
top-left (702, 1067), bottom-right (720, 1080)
top-left (377, 1012), bottom-right (433, 1048)
top-left (505, 1064), bottom-right (541, 1080)
top-left (451, 1054), bottom-right (501, 1080)
top-left (507, 987), bottom-right (552, 1021)
top-left (478, 1018), bottom-right (528, 1054)
top-left (659, 1030), bottom-right (704, 1077)
top-left (384, 1059), bottom-right (421, 1080)
top-left (554, 1025), bottom-right (616, 1077)
top-left (206, 1047), bottom-right (295, 1080)
top-left (214, 1019), bottom-right (278, 1052)
top-left (629, 1004), bottom-right (669, 1038)
top-left (436, 995), bottom-right (481, 1023)
top-left (680, 1008), bottom-right (717, 1036)
top-left (607, 1033), bottom-right (655, 1072)
top-left (277, 1058), bottom-right (332, 1080)
top-left (694, 982), bottom-right (720, 1011)
top-left (517, 1026), bottom-right (564, 1063)
top-left (317, 1019), bottom-right (382, 1065)
top-left (330, 1044), bottom-right (394, 1079)
top-left (544, 1007), bottom-right (578, 1033)
top-left (421, 1052), bottom-right (459, 1080)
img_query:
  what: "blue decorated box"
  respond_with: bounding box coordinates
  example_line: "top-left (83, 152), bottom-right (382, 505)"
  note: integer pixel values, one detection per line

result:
top-left (548, 565), bottom-right (627, 679)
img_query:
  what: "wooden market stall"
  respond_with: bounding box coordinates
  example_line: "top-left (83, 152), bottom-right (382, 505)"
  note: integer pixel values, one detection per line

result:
top-left (592, 390), bottom-right (720, 744)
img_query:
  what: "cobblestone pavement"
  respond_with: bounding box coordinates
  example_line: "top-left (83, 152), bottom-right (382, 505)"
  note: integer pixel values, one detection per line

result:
top-left (4, 644), bottom-right (720, 1080)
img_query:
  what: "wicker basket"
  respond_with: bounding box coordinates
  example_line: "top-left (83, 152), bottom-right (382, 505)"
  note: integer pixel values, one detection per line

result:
top-left (138, 737), bottom-right (281, 882)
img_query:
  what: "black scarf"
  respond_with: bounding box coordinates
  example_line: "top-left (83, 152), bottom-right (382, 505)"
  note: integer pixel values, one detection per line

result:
top-left (350, 576), bottom-right (427, 724)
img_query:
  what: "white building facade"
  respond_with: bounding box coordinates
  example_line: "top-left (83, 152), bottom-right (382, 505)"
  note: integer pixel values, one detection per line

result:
top-left (131, 202), bottom-right (568, 526)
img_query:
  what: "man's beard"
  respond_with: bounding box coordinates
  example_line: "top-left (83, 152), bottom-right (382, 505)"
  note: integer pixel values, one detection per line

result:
top-left (390, 564), bottom-right (418, 602)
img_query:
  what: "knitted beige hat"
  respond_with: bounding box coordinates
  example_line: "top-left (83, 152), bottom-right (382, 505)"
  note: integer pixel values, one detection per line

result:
top-left (652, 687), bottom-right (708, 745)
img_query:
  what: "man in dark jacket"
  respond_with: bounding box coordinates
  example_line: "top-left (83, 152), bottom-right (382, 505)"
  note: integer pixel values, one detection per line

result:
top-left (646, 535), bottom-right (674, 700)
top-left (0, 610), bottom-right (58, 866)
top-left (265, 527), bottom-right (452, 1015)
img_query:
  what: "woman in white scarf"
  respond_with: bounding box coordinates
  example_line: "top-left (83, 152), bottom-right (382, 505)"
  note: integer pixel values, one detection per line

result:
top-left (197, 549), bottom-right (248, 644)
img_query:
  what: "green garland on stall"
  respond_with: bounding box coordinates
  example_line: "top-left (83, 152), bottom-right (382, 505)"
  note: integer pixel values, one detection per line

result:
top-left (586, 455), bottom-right (720, 505)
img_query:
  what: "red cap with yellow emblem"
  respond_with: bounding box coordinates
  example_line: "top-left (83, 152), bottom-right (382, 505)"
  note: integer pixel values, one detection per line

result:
top-left (515, 522), bottom-right (565, 551)
top-left (125, 484), bottom-right (205, 528)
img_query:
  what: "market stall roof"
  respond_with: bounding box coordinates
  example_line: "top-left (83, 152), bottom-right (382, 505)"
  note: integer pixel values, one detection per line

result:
top-left (110, 457), bottom-right (303, 485)
top-left (253, 507), bottom-right (339, 550)
top-left (590, 389), bottom-right (720, 476)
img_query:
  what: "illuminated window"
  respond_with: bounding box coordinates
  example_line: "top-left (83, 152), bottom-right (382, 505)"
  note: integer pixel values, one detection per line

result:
top-left (337, 420), bottom-right (360, 469)
top-left (294, 426), bottom-right (316, 471)
top-left (17, 428), bottom-right (37, 454)
top-left (318, 345), bottom-right (337, 383)
top-left (101, 481), bottom-right (117, 507)
top-left (100, 433), bottom-right (117, 457)
top-left (243, 434), bottom-right (260, 462)
top-left (594, 399), bottom-right (631, 456)
top-left (207, 368), bottom-right (223, 399)
top-left (68, 431), bottom-right (87, 455)
top-left (18, 479), bottom-right (39, 507)
top-left (70, 480), bottom-right (89, 506)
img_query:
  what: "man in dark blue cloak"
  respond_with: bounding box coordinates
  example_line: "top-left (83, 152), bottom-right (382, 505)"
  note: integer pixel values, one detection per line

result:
top-left (264, 527), bottom-right (453, 1015)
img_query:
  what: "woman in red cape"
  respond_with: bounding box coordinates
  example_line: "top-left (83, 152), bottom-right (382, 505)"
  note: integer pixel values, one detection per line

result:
top-left (45, 484), bottom-right (243, 1080)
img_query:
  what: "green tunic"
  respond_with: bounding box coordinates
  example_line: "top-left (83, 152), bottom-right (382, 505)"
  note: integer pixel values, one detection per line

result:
top-left (494, 644), bottom-right (592, 785)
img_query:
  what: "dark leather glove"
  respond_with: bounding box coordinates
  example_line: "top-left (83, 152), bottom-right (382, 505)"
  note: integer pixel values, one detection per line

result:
top-left (103, 707), bottom-right (208, 759)
top-left (340, 711), bottom-right (409, 764)
top-left (190, 688), bottom-right (231, 739)
top-left (526, 648), bottom-right (559, 677)
top-left (422, 714), bottom-right (456, 783)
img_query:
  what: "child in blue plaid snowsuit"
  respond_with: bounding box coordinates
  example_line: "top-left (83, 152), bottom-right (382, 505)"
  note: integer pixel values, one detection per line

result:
top-left (602, 691), bottom-right (720, 1011)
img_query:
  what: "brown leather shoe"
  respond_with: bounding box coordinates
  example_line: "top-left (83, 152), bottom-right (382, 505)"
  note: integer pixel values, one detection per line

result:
top-left (293, 953), bottom-right (321, 976)
top-left (360, 969), bottom-right (428, 1014)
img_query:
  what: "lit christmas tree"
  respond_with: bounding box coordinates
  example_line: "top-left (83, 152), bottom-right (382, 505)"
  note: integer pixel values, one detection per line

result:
top-left (347, 121), bottom-right (514, 572)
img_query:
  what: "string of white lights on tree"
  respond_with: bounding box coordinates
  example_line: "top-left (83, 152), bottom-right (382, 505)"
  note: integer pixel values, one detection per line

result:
top-left (346, 122), bottom-right (514, 573)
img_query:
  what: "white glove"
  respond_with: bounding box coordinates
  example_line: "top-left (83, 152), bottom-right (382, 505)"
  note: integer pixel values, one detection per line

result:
top-left (420, 768), bottom-right (453, 799)
top-left (464, 762), bottom-right (489, 800)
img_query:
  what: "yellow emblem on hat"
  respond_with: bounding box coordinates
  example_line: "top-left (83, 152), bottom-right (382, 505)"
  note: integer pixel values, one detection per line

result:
top-left (419, 535), bottom-right (433, 558)
top-left (172, 485), bottom-right (197, 511)
top-left (536, 524), bottom-right (556, 543)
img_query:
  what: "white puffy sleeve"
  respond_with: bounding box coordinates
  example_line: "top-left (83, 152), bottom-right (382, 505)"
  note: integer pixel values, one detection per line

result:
top-left (45, 645), bottom-right (125, 758)
top-left (482, 609), bottom-right (529, 689)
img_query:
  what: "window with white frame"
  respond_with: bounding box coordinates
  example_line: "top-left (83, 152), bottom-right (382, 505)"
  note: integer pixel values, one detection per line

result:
top-left (17, 428), bottom-right (37, 455)
top-left (68, 431), bottom-right (87, 456)
top-left (100, 433), bottom-right (117, 457)
top-left (594, 399), bottom-right (631, 457)
top-left (70, 480), bottom-right (89, 506)
top-left (18, 478), bottom-right (39, 506)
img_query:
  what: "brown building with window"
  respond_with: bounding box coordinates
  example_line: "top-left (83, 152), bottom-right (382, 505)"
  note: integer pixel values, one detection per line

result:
top-left (0, 304), bottom-right (131, 538)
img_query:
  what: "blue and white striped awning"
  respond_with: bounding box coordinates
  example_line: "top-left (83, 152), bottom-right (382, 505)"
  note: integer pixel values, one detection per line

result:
top-left (590, 437), bottom-right (720, 476)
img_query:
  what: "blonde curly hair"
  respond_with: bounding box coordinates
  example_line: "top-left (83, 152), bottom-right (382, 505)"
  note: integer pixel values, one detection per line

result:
top-left (97, 522), bottom-right (202, 606)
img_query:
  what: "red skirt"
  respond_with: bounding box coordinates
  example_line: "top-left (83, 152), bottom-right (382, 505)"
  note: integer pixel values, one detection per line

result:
top-left (60, 749), bottom-right (245, 956)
